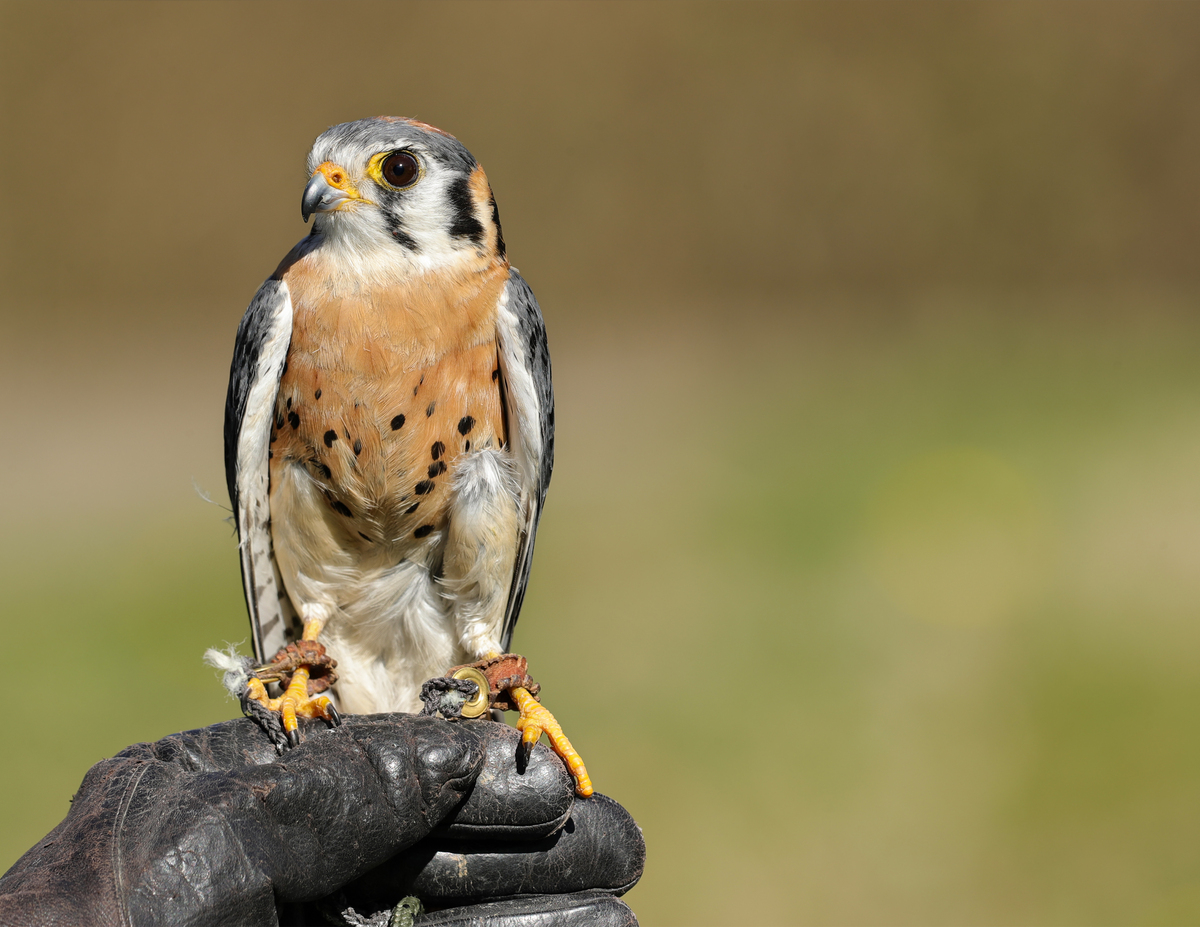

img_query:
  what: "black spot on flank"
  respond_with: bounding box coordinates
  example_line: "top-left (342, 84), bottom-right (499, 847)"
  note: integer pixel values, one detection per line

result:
top-left (288, 411), bottom-right (300, 429)
top-left (324, 430), bottom-right (338, 448)
top-left (492, 368), bottom-right (499, 381)
top-left (314, 389), bottom-right (322, 399)
top-left (457, 415), bottom-right (475, 435)
top-left (391, 414), bottom-right (406, 430)
top-left (353, 438), bottom-right (362, 456)
top-left (413, 524), bottom-right (435, 538)
top-left (464, 440), bottom-right (470, 451)
top-left (268, 450), bottom-right (273, 459)
top-left (413, 385), bottom-right (419, 396)
top-left (276, 414), bottom-right (285, 430)
top-left (405, 502), bottom-right (419, 514)
top-left (316, 462), bottom-right (331, 479)
top-left (344, 429), bottom-right (351, 441)
top-left (428, 460), bottom-right (447, 477)
top-left (414, 480), bottom-right (435, 495)
top-left (420, 374), bottom-right (425, 385)
top-left (359, 532), bottom-right (372, 542)
top-left (270, 432), bottom-right (277, 444)
top-left (286, 396), bottom-right (292, 410)
top-left (426, 401), bottom-right (436, 417)
top-left (331, 500), bottom-right (353, 517)
top-left (446, 176), bottom-right (485, 245)
top-left (431, 441), bottom-right (445, 459)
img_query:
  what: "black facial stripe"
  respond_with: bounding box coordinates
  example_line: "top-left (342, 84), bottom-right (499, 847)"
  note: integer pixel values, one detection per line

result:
top-left (446, 176), bottom-right (484, 245)
top-left (382, 207), bottom-right (419, 251)
top-left (490, 193), bottom-right (506, 260)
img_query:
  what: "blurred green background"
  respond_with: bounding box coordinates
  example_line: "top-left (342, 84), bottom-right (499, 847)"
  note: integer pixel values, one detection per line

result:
top-left (4, 2), bottom-right (1200, 923)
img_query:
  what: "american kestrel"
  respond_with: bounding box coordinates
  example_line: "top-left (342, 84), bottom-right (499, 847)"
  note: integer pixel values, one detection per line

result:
top-left (222, 117), bottom-right (590, 795)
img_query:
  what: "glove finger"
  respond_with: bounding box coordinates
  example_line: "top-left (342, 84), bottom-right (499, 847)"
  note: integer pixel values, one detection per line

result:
top-left (418, 891), bottom-right (640, 927)
top-left (438, 723), bottom-right (574, 840)
top-left (201, 715), bottom-right (486, 901)
top-left (345, 793), bottom-right (645, 908)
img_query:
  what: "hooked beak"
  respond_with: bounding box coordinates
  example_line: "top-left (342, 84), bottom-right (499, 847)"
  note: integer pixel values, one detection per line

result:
top-left (301, 162), bottom-right (368, 222)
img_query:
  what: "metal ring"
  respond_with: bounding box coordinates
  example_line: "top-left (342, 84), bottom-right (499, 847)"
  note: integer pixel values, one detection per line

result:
top-left (450, 667), bottom-right (490, 719)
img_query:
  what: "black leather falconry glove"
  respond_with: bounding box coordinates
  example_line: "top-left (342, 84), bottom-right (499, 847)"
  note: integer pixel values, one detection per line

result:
top-left (0, 716), bottom-right (644, 926)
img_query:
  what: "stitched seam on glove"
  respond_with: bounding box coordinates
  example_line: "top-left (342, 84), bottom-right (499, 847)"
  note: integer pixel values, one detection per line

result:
top-left (111, 760), bottom-right (152, 927)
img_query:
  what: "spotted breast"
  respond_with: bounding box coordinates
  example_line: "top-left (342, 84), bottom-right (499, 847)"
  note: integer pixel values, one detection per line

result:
top-left (264, 243), bottom-right (512, 711)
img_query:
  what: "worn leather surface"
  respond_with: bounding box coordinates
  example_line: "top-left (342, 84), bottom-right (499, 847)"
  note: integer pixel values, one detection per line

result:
top-left (347, 793), bottom-right (645, 910)
top-left (418, 892), bottom-right (639, 927)
top-left (0, 715), bottom-right (644, 927)
top-left (438, 722), bottom-right (573, 841)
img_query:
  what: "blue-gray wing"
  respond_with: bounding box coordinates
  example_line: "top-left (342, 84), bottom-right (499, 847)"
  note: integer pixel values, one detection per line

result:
top-left (495, 270), bottom-right (554, 649)
top-left (224, 277), bottom-right (299, 663)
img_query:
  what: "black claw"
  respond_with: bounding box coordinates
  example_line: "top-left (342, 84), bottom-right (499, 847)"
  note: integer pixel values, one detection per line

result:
top-left (516, 738), bottom-right (533, 773)
top-left (327, 704), bottom-right (342, 727)
top-left (286, 728), bottom-right (300, 749)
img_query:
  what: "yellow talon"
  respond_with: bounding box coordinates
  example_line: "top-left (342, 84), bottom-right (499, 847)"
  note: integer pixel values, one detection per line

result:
top-left (511, 685), bottom-right (593, 797)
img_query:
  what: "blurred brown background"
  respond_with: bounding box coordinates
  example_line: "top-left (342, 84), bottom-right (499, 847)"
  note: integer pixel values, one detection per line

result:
top-left (4, 2), bottom-right (1200, 923)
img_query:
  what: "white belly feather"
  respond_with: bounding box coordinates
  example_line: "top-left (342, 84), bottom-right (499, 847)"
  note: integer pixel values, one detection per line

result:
top-left (270, 446), bottom-right (520, 713)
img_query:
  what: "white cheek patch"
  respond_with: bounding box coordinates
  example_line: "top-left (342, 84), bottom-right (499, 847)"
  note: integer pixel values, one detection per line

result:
top-left (393, 169), bottom-right (475, 270)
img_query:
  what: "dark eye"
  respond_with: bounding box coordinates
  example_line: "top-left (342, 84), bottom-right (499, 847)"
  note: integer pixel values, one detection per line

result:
top-left (381, 151), bottom-right (419, 188)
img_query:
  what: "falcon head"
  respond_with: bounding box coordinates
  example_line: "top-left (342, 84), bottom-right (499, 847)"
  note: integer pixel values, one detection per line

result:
top-left (299, 117), bottom-right (506, 272)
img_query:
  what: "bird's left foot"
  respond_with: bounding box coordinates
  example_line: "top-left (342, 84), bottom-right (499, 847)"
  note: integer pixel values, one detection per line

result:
top-left (510, 685), bottom-right (593, 797)
top-left (440, 654), bottom-right (593, 798)
top-left (242, 640), bottom-right (341, 749)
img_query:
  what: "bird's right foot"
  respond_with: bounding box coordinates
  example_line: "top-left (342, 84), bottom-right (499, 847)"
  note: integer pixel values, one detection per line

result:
top-left (241, 640), bottom-right (341, 749)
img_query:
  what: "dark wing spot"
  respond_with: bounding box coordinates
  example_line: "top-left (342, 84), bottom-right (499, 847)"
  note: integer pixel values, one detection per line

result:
top-left (331, 500), bottom-right (353, 517)
top-left (324, 430), bottom-right (338, 447)
top-left (358, 532), bottom-right (372, 542)
top-left (413, 524), bottom-right (435, 538)
top-left (426, 401), bottom-right (436, 417)
top-left (286, 396), bottom-right (292, 410)
top-left (414, 480), bottom-right (435, 495)
top-left (457, 416), bottom-right (475, 435)
top-left (288, 411), bottom-right (300, 429)
top-left (353, 439), bottom-right (362, 456)
top-left (391, 414), bottom-right (406, 430)
top-left (464, 440), bottom-right (470, 452)
top-left (276, 414), bottom-right (285, 430)
top-left (431, 441), bottom-right (445, 460)
top-left (314, 388), bottom-right (322, 399)
top-left (492, 368), bottom-right (499, 381)
top-left (428, 460), bottom-right (447, 477)
top-left (405, 502), bottom-right (420, 514)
